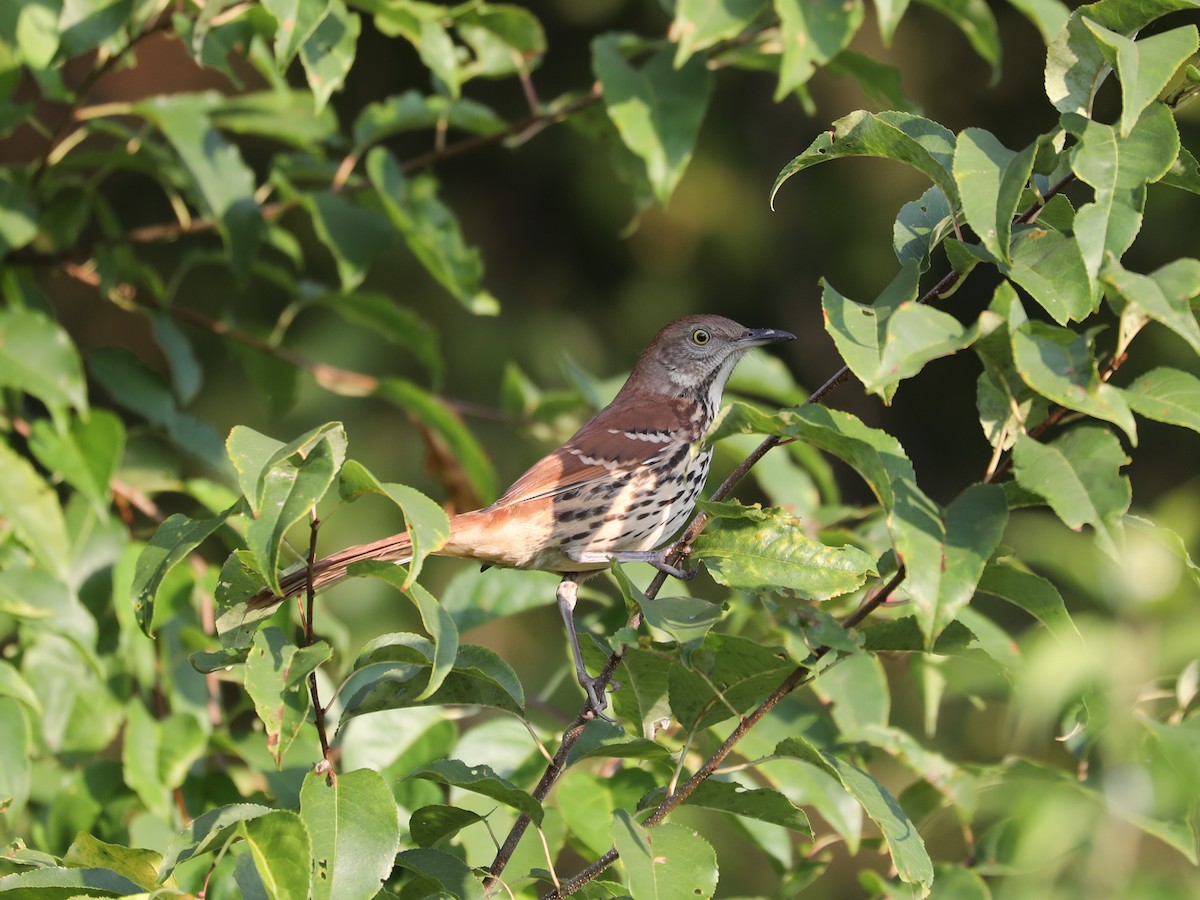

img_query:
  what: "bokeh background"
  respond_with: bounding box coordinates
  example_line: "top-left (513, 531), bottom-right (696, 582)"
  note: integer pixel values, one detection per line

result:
top-left (7, 0), bottom-right (1200, 894)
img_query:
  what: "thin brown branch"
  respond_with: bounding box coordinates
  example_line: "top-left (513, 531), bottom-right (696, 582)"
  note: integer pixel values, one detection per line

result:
top-left (304, 512), bottom-right (334, 767)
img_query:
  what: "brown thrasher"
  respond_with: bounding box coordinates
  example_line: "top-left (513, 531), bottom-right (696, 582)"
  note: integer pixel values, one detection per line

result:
top-left (249, 315), bottom-right (794, 714)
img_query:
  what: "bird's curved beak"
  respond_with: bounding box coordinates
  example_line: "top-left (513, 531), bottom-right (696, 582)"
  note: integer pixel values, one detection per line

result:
top-left (740, 327), bottom-right (796, 346)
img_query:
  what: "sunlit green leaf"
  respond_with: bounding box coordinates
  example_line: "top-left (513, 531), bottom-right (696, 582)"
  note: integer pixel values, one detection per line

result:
top-left (1008, 301), bottom-right (1137, 442)
top-left (612, 809), bottom-right (718, 900)
top-left (1013, 426), bottom-right (1131, 559)
top-left (774, 0), bottom-right (864, 98)
top-left (0, 439), bottom-right (70, 580)
top-left (262, 0), bottom-right (330, 69)
top-left (408, 758), bottom-right (543, 825)
top-left (1103, 258), bottom-right (1200, 355)
top-left (672, 0), bottom-right (768, 66)
top-left (299, 0), bottom-right (359, 110)
top-left (692, 503), bottom-right (876, 600)
top-left (240, 810), bottom-right (313, 900)
top-left (245, 627), bottom-right (332, 765)
top-left (953, 128), bottom-right (1037, 263)
top-left (893, 185), bottom-right (955, 271)
top-left (773, 109), bottom-right (958, 209)
top-left (1083, 21), bottom-right (1198, 137)
top-left (592, 35), bottom-right (713, 206)
top-left (1064, 104), bottom-right (1178, 279)
top-left (338, 460), bottom-right (450, 586)
top-left (1123, 366), bottom-right (1200, 434)
top-left (0, 308), bottom-right (87, 412)
top-left (300, 768), bottom-right (401, 900)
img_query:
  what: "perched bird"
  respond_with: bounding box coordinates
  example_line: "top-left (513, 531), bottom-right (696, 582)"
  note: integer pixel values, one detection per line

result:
top-left (249, 315), bottom-right (795, 714)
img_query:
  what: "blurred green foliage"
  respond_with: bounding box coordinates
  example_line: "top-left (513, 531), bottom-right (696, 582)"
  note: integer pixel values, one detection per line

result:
top-left (1, 0), bottom-right (1199, 897)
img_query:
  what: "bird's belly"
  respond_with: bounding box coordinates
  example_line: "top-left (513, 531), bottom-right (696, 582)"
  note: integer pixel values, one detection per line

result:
top-left (554, 449), bottom-right (712, 560)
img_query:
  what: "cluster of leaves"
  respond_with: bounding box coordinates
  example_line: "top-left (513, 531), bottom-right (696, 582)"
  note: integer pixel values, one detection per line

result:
top-left (1, 0), bottom-right (1199, 898)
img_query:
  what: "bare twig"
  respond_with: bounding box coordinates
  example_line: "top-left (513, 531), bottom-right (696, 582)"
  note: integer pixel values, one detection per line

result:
top-left (304, 511), bottom-right (334, 767)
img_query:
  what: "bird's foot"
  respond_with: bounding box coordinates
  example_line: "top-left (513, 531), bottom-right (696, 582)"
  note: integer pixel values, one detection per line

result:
top-left (580, 675), bottom-right (615, 722)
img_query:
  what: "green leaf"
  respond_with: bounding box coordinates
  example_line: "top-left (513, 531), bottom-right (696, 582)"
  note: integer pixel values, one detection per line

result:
top-left (0, 439), bottom-right (70, 580)
top-left (691, 504), bottom-right (876, 600)
top-left (0, 170), bottom-right (38, 256)
top-left (375, 376), bottom-right (497, 503)
top-left (563, 718), bottom-right (672, 765)
top-left (672, 0), bottom-right (768, 66)
top-left (132, 504), bottom-right (238, 634)
top-left (915, 0), bottom-right (1000, 83)
top-left (774, 738), bottom-right (934, 890)
top-left (135, 94), bottom-right (262, 277)
top-left (408, 758), bottom-right (543, 825)
top-left (371, 1), bottom-right (460, 98)
top-left (0, 697), bottom-right (31, 818)
top-left (88, 347), bottom-right (228, 471)
top-left (1161, 146), bottom-right (1200, 194)
top-left (774, 0), bottom-right (865, 99)
top-left (261, 0), bottom-right (330, 69)
top-left (59, 0), bottom-right (132, 58)
top-left (1045, 0), bottom-right (1200, 115)
top-left (1123, 366), bottom-right (1200, 434)
top-left (893, 185), bottom-right (955, 271)
top-left (308, 290), bottom-right (441, 380)
top-left (160, 803), bottom-right (274, 877)
top-left (351, 90), bottom-right (505, 152)
top-left (338, 460), bottom-right (450, 587)
top-left (977, 556), bottom-right (1081, 642)
top-left (0, 866), bottom-right (148, 896)
top-left (822, 265), bottom-right (997, 401)
top-left (438, 566), bottom-right (558, 633)
top-left (245, 627), bottom-right (332, 766)
top-left (239, 424), bottom-right (347, 595)
top-left (899, 483), bottom-right (1008, 642)
top-left (0, 308), bottom-right (88, 412)
top-left (1009, 309), bottom-right (1137, 443)
top-left (300, 768), bottom-right (401, 900)
top-left (813, 650), bottom-right (889, 737)
top-left (240, 810), bottom-right (313, 900)
top-left (1064, 104), bottom-right (1179, 278)
top-left (592, 35), bottom-right (714, 206)
top-left (683, 778), bottom-right (813, 837)
top-left (27, 410), bottom-right (123, 512)
top-left (303, 190), bottom-right (395, 291)
top-left (611, 809), bottom-right (719, 900)
top-left (772, 109), bottom-right (958, 210)
top-left (668, 633), bottom-right (793, 731)
top-left (456, 3), bottom-right (546, 80)
top-left (60, 834), bottom-right (154, 891)
top-left (1012, 426), bottom-right (1131, 559)
top-left (367, 148), bottom-right (500, 315)
top-left (1083, 21), bottom-right (1198, 137)
top-left (343, 638), bottom-right (525, 717)
top-left (409, 804), bottom-right (487, 847)
top-left (1103, 259), bottom-right (1200, 356)
top-left (1006, 223), bottom-right (1095, 324)
top-left (394, 847), bottom-right (487, 900)
top-left (299, 0), bottom-right (359, 110)
top-left (1007, 0), bottom-right (1070, 44)
top-left (953, 128), bottom-right (1037, 263)
top-left (351, 564), bottom-right (457, 700)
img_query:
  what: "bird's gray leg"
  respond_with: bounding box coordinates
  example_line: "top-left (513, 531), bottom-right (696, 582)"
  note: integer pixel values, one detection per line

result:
top-left (556, 578), bottom-right (612, 719)
top-left (567, 548), bottom-right (696, 581)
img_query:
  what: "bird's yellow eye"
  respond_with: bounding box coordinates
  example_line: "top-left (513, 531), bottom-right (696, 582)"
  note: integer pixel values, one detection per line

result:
top-left (691, 328), bottom-right (710, 346)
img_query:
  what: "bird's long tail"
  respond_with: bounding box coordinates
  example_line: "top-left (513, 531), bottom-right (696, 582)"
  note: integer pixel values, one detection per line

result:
top-left (247, 531), bottom-right (415, 610)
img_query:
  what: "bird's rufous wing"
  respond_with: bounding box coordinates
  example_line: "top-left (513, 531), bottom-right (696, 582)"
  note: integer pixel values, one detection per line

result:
top-left (493, 394), bottom-right (689, 506)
